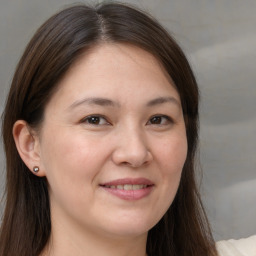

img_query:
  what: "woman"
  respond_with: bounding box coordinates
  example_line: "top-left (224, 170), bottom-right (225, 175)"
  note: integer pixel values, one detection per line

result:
top-left (0, 3), bottom-right (217, 256)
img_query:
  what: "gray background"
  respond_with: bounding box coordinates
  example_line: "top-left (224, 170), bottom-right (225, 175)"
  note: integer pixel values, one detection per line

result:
top-left (0, 0), bottom-right (255, 241)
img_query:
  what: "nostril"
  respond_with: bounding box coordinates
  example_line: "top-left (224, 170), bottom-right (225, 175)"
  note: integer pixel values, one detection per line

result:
top-left (111, 136), bottom-right (153, 167)
top-left (120, 157), bottom-right (151, 168)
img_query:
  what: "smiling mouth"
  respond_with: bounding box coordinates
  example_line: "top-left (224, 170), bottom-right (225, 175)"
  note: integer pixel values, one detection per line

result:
top-left (102, 184), bottom-right (149, 190)
top-left (100, 178), bottom-right (154, 200)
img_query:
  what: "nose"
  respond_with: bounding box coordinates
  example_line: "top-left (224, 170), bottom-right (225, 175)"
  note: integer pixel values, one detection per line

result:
top-left (111, 127), bottom-right (153, 168)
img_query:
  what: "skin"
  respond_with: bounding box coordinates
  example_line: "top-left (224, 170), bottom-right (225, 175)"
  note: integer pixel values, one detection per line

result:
top-left (14, 43), bottom-right (187, 256)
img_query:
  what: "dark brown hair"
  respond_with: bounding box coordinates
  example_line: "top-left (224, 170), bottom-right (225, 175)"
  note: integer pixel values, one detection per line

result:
top-left (0, 2), bottom-right (217, 256)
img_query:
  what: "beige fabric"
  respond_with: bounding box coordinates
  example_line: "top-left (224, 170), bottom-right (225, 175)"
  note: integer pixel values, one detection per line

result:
top-left (216, 235), bottom-right (256, 256)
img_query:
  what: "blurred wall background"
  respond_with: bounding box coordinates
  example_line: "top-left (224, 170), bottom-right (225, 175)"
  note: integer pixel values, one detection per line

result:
top-left (0, 0), bottom-right (255, 241)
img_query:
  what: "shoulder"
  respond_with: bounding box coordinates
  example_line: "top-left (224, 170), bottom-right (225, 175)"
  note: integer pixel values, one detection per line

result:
top-left (216, 235), bottom-right (256, 256)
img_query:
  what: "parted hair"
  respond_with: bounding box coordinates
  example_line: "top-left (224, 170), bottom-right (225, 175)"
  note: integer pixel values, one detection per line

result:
top-left (0, 2), bottom-right (217, 256)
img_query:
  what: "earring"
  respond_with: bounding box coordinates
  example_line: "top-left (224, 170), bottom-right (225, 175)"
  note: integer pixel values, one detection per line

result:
top-left (33, 166), bottom-right (39, 173)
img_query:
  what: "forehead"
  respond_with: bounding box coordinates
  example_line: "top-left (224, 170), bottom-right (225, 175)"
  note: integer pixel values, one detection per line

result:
top-left (64, 43), bottom-right (173, 82)
top-left (46, 43), bottom-right (180, 110)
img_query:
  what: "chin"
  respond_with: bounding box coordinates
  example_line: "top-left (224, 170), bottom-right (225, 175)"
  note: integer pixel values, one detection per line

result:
top-left (99, 215), bottom-right (158, 238)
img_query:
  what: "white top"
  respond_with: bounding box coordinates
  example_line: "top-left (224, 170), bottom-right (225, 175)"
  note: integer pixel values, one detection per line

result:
top-left (216, 235), bottom-right (256, 256)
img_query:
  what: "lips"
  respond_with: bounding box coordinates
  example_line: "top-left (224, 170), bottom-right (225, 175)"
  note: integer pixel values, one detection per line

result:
top-left (104, 184), bottom-right (148, 190)
top-left (101, 177), bottom-right (153, 186)
top-left (100, 178), bottom-right (154, 200)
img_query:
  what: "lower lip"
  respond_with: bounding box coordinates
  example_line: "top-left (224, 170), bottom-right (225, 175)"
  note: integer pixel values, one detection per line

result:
top-left (100, 186), bottom-right (154, 200)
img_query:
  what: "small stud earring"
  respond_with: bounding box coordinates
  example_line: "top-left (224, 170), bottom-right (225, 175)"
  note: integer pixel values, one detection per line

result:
top-left (33, 166), bottom-right (39, 173)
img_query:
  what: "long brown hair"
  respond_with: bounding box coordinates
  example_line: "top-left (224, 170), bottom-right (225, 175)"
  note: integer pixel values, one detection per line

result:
top-left (0, 3), bottom-right (217, 256)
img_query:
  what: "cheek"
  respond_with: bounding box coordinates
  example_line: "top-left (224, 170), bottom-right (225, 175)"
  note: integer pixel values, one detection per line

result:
top-left (40, 129), bottom-right (109, 188)
top-left (39, 130), bottom-right (111, 214)
top-left (159, 134), bottom-right (188, 173)
top-left (157, 134), bottom-right (187, 198)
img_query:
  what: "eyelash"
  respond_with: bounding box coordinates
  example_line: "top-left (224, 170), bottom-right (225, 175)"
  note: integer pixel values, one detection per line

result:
top-left (80, 114), bottom-right (173, 126)
top-left (81, 115), bottom-right (110, 125)
top-left (147, 115), bottom-right (173, 126)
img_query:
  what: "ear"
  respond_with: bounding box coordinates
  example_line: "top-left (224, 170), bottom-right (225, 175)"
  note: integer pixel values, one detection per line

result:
top-left (13, 120), bottom-right (45, 177)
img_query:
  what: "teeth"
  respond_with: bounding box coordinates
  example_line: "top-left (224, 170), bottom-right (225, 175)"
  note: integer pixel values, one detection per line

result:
top-left (132, 184), bottom-right (144, 190)
top-left (124, 184), bottom-right (133, 190)
top-left (105, 184), bottom-right (148, 190)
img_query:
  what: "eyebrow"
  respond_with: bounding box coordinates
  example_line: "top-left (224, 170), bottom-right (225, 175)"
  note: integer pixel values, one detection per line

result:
top-left (68, 97), bottom-right (120, 109)
top-left (146, 96), bottom-right (180, 107)
top-left (68, 96), bottom-right (180, 110)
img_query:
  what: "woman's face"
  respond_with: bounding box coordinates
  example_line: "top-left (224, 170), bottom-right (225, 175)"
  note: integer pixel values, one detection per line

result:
top-left (37, 44), bottom-right (187, 239)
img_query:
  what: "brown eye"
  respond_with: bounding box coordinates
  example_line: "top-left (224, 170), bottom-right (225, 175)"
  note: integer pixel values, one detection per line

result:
top-left (150, 116), bottom-right (162, 124)
top-left (147, 115), bottom-right (172, 125)
top-left (82, 115), bottom-right (109, 125)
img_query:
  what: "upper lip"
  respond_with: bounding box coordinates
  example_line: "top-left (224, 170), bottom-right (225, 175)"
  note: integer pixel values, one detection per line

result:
top-left (100, 178), bottom-right (154, 186)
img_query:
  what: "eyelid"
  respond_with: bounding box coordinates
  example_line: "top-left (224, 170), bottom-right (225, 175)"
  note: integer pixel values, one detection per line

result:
top-left (147, 114), bottom-right (174, 125)
top-left (80, 114), bottom-right (111, 125)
